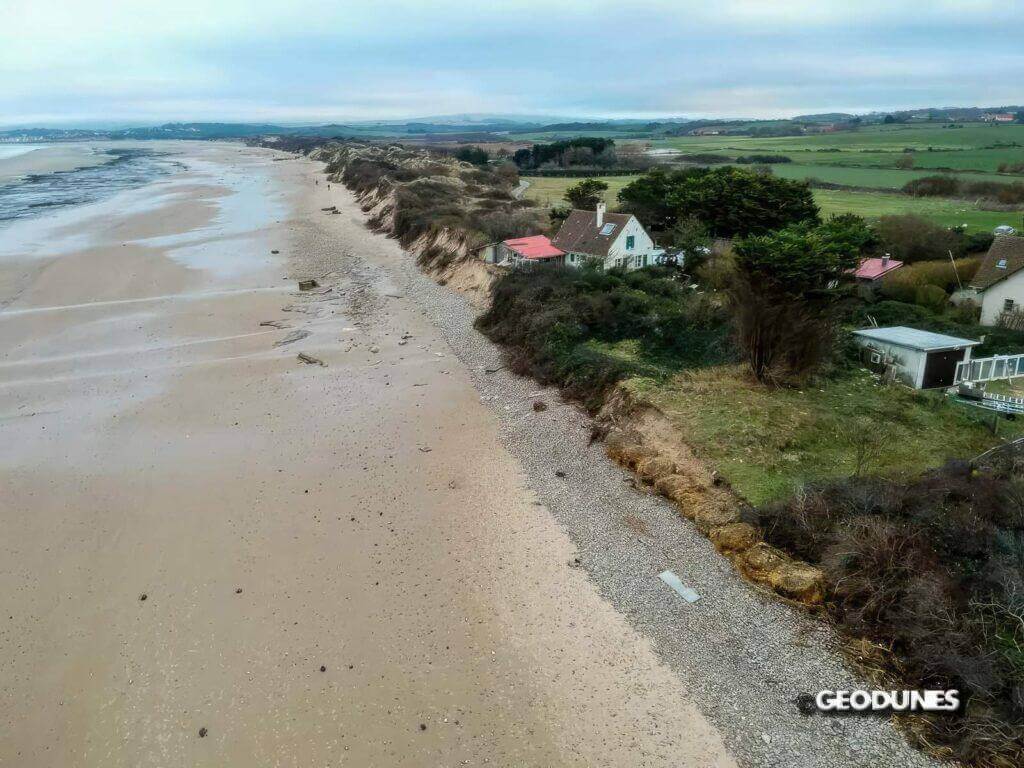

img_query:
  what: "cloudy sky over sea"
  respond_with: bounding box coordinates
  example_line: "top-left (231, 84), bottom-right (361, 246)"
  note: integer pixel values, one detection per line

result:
top-left (3, 0), bottom-right (1022, 125)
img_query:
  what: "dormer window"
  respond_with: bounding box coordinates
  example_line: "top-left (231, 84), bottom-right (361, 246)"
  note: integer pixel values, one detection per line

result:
top-left (600, 223), bottom-right (616, 236)
top-left (997, 259), bottom-right (1008, 269)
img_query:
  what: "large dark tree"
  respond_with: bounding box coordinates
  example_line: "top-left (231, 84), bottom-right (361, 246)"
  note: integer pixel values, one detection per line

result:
top-left (564, 178), bottom-right (608, 210)
top-left (618, 166), bottom-right (818, 239)
top-left (730, 217), bottom-right (868, 384)
top-left (667, 166), bottom-right (819, 238)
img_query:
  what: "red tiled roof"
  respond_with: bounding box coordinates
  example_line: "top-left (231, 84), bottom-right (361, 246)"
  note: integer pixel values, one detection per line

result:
top-left (854, 257), bottom-right (903, 280)
top-left (504, 235), bottom-right (564, 260)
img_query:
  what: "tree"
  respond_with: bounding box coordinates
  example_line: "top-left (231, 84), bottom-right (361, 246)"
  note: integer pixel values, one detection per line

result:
top-left (666, 166), bottom-right (819, 238)
top-left (1017, 111), bottom-right (1024, 124)
top-left (564, 178), bottom-right (608, 210)
top-left (730, 220), bottom-right (866, 384)
top-left (455, 146), bottom-right (489, 166)
top-left (670, 217), bottom-right (711, 271)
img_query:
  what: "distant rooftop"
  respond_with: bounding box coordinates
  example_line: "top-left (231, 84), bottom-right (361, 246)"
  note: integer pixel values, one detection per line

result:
top-left (853, 256), bottom-right (903, 281)
top-left (852, 326), bottom-right (980, 351)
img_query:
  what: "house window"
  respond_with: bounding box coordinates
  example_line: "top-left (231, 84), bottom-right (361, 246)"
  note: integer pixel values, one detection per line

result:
top-left (626, 235), bottom-right (635, 250)
top-left (997, 259), bottom-right (1008, 269)
top-left (1005, 298), bottom-right (1016, 312)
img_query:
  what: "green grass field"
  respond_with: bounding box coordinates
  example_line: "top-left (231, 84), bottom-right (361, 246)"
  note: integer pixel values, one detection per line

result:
top-left (521, 175), bottom-right (640, 207)
top-left (520, 172), bottom-right (1021, 233)
top-left (631, 366), bottom-right (1024, 505)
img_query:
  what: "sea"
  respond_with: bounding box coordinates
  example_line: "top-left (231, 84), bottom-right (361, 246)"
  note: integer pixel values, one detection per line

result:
top-left (0, 146), bottom-right (179, 226)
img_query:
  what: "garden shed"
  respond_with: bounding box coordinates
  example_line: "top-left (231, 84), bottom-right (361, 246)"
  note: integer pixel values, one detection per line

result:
top-left (852, 326), bottom-right (981, 389)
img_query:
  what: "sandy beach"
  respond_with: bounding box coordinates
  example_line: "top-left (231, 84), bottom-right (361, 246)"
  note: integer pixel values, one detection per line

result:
top-left (0, 142), bottom-right (735, 766)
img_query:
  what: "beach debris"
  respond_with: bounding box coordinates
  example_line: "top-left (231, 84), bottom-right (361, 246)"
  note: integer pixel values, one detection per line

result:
top-left (331, 210), bottom-right (341, 215)
top-left (568, 556), bottom-right (582, 568)
top-left (198, 727), bottom-right (208, 738)
top-left (320, 665), bottom-right (326, 672)
top-left (274, 330), bottom-right (311, 347)
top-left (532, 401), bottom-right (547, 412)
top-left (419, 446), bottom-right (432, 453)
top-left (398, 340), bottom-right (407, 346)
top-left (297, 352), bottom-right (326, 367)
top-left (298, 279), bottom-right (319, 291)
top-left (484, 365), bottom-right (505, 374)
top-left (139, 593), bottom-right (148, 601)
top-left (271, 249), bottom-right (280, 254)
top-left (235, 588), bottom-right (243, 594)
top-left (259, 320), bottom-right (290, 329)
top-left (419, 724), bottom-right (427, 732)
top-left (321, 206), bottom-right (337, 212)
top-left (554, 470), bottom-right (566, 478)
top-left (369, 345), bottom-right (380, 354)
top-left (657, 570), bottom-right (701, 603)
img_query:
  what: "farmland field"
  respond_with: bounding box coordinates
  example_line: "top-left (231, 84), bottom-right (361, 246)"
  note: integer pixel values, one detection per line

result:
top-left (519, 124), bottom-right (1024, 233)
top-left (521, 172), bottom-right (1021, 233)
top-left (521, 175), bottom-right (640, 207)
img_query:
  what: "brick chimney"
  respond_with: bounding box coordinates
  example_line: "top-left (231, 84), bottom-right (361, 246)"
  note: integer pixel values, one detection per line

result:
top-left (596, 202), bottom-right (606, 228)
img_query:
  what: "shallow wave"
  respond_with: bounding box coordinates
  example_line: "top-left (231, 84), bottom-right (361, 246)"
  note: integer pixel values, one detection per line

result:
top-left (0, 149), bottom-right (178, 225)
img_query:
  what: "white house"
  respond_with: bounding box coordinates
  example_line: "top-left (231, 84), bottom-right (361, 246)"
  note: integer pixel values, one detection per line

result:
top-left (852, 326), bottom-right (981, 389)
top-left (967, 235), bottom-right (1024, 325)
top-left (551, 203), bottom-right (661, 271)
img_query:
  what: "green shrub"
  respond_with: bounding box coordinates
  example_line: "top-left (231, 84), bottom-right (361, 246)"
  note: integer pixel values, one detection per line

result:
top-left (914, 283), bottom-right (948, 311)
top-left (755, 457), bottom-right (1024, 767)
top-left (475, 266), bottom-right (733, 407)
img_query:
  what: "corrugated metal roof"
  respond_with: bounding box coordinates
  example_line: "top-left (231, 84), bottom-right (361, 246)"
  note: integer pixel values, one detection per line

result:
top-left (852, 326), bottom-right (980, 351)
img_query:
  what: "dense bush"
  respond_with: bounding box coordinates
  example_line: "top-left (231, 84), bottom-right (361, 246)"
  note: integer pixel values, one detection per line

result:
top-left (755, 456), bottom-right (1024, 767)
top-left (475, 266), bottom-right (733, 407)
top-left (513, 137), bottom-right (616, 170)
top-left (454, 146), bottom-right (489, 165)
top-left (878, 257), bottom-right (982, 304)
top-left (903, 175), bottom-right (1024, 205)
top-left (875, 214), bottom-right (964, 263)
top-left (735, 154), bottom-right (792, 164)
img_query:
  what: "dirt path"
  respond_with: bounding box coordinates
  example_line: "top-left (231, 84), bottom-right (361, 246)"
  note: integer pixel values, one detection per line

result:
top-left (0, 144), bottom-right (735, 767)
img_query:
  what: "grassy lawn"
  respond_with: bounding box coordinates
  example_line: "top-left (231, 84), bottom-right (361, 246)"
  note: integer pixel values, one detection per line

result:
top-left (813, 188), bottom-right (1019, 232)
top-left (630, 365), bottom-right (1024, 506)
top-left (769, 163), bottom-right (1014, 189)
top-left (521, 175), bottom-right (640, 207)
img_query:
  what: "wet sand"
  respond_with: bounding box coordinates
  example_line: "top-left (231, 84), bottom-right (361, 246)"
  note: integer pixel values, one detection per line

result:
top-left (0, 144), bottom-right (114, 185)
top-left (0, 142), bottom-right (735, 767)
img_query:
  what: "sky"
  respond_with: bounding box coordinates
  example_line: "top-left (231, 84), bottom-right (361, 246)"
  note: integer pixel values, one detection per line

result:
top-left (2, 0), bottom-right (1023, 126)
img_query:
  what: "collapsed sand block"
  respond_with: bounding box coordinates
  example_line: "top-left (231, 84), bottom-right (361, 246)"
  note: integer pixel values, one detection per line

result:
top-left (739, 543), bottom-right (825, 605)
top-left (739, 542), bottom-right (789, 582)
top-left (770, 563), bottom-right (826, 606)
top-left (654, 473), bottom-right (695, 502)
top-left (298, 279), bottom-right (319, 291)
top-left (636, 456), bottom-right (677, 484)
top-left (709, 522), bottom-right (761, 554)
top-left (692, 501), bottom-right (742, 534)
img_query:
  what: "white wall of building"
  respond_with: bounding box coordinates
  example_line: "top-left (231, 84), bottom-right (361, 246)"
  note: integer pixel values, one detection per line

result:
top-left (604, 217), bottom-right (656, 270)
top-left (979, 270), bottom-right (1024, 325)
